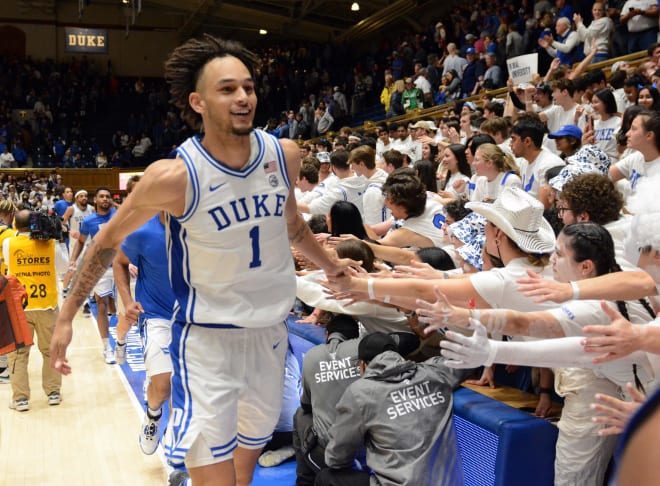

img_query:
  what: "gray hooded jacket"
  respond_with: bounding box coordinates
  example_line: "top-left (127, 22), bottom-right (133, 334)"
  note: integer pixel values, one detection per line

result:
top-left (301, 333), bottom-right (361, 447)
top-left (325, 351), bottom-right (473, 485)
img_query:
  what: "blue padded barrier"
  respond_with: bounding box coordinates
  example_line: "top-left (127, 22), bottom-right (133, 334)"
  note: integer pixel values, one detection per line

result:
top-left (453, 387), bottom-right (558, 486)
top-left (287, 315), bottom-right (326, 345)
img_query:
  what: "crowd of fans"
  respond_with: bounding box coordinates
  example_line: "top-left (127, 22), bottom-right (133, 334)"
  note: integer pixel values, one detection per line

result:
top-left (0, 0), bottom-right (655, 169)
top-left (283, 27), bottom-right (660, 482)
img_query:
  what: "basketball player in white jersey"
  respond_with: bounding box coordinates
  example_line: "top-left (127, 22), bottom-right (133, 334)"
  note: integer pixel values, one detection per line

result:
top-left (61, 189), bottom-right (94, 291)
top-left (50, 35), bottom-right (356, 486)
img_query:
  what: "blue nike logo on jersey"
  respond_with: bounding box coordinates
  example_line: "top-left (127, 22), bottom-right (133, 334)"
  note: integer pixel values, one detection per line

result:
top-left (210, 182), bottom-right (226, 192)
top-left (273, 339), bottom-right (282, 350)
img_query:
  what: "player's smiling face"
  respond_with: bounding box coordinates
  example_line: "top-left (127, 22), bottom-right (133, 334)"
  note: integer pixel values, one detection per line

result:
top-left (192, 55), bottom-right (257, 137)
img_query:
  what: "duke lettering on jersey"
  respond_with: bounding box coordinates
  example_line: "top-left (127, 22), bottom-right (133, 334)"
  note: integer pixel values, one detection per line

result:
top-left (594, 128), bottom-right (615, 142)
top-left (208, 194), bottom-right (286, 231)
top-left (170, 131), bottom-right (296, 327)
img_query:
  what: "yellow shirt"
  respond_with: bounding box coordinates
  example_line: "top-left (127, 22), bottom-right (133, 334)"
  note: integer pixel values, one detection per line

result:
top-left (6, 234), bottom-right (57, 310)
top-left (0, 224), bottom-right (16, 275)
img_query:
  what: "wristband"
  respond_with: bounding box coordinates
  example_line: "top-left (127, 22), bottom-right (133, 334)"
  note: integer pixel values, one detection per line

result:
top-left (539, 387), bottom-right (554, 395)
top-left (570, 281), bottom-right (580, 300)
top-left (367, 278), bottom-right (376, 300)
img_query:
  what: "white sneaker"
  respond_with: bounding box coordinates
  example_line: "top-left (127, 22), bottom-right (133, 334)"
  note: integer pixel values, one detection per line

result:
top-left (139, 409), bottom-right (162, 455)
top-left (258, 446), bottom-right (296, 467)
top-left (9, 397), bottom-right (29, 412)
top-left (104, 347), bottom-right (116, 364)
top-left (115, 342), bottom-right (126, 365)
top-left (48, 392), bottom-right (62, 406)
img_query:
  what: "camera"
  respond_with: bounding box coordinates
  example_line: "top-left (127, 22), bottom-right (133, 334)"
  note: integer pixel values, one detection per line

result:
top-left (29, 210), bottom-right (63, 241)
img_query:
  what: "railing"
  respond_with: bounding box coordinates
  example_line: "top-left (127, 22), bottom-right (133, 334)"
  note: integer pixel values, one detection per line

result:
top-left (0, 168), bottom-right (140, 195)
top-left (307, 49), bottom-right (649, 144)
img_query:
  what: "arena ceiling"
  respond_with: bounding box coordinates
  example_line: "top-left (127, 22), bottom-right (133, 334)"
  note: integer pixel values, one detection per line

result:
top-left (44, 0), bottom-right (445, 43)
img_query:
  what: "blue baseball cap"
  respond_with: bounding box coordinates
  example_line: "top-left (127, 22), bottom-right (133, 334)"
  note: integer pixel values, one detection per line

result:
top-left (466, 47), bottom-right (476, 55)
top-left (548, 125), bottom-right (582, 140)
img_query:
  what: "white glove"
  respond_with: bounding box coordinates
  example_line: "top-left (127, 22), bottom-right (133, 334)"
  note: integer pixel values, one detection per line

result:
top-left (440, 318), bottom-right (498, 369)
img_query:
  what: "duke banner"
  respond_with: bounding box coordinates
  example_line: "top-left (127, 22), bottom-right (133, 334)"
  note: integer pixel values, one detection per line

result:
top-left (64, 28), bottom-right (108, 54)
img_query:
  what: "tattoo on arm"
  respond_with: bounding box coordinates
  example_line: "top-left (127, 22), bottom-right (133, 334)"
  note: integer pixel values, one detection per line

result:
top-left (68, 241), bottom-right (116, 309)
top-left (288, 215), bottom-right (310, 245)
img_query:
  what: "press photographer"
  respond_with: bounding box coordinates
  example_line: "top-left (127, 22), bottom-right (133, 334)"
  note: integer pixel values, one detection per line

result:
top-left (4, 210), bottom-right (68, 412)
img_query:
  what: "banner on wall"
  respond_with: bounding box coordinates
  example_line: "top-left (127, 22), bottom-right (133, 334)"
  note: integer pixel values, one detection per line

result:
top-left (64, 28), bottom-right (108, 54)
top-left (506, 53), bottom-right (537, 85)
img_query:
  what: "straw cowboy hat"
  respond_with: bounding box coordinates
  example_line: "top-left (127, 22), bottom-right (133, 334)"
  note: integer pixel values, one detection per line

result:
top-left (466, 187), bottom-right (555, 254)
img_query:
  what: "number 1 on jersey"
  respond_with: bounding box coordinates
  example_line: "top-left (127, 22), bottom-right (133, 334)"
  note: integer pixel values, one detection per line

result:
top-left (248, 225), bottom-right (262, 268)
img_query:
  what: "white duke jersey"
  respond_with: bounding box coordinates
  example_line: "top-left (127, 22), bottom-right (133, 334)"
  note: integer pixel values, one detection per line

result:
top-left (70, 204), bottom-right (94, 234)
top-left (169, 131), bottom-right (296, 327)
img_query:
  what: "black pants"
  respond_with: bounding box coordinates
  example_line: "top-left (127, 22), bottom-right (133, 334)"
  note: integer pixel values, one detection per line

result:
top-left (314, 468), bottom-right (371, 486)
top-left (293, 407), bottom-right (327, 486)
top-left (295, 444), bottom-right (328, 486)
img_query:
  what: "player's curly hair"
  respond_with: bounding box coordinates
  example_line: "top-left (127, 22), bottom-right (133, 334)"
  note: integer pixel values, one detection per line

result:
top-left (560, 173), bottom-right (622, 225)
top-left (164, 34), bottom-right (260, 131)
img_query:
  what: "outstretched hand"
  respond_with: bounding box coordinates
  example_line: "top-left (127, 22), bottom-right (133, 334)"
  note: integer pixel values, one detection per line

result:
top-left (415, 286), bottom-right (469, 333)
top-left (440, 318), bottom-right (495, 369)
top-left (517, 269), bottom-right (572, 303)
top-left (590, 383), bottom-right (646, 436)
top-left (466, 364), bottom-right (496, 389)
top-left (325, 257), bottom-right (363, 279)
top-left (581, 301), bottom-right (646, 363)
top-left (393, 260), bottom-right (444, 279)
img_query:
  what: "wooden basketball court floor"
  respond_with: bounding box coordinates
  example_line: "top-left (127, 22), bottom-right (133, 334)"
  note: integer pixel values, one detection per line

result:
top-left (0, 308), bottom-right (168, 485)
top-left (0, 306), bottom-right (299, 485)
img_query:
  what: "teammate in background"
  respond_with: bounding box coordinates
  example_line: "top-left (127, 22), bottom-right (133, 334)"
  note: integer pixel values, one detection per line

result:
top-left (113, 212), bottom-right (175, 457)
top-left (0, 200), bottom-right (16, 383)
top-left (50, 35), bottom-right (355, 486)
top-left (69, 186), bottom-right (117, 364)
top-left (113, 174), bottom-right (141, 364)
top-left (61, 189), bottom-right (94, 294)
top-left (52, 186), bottom-right (74, 218)
top-left (5, 210), bottom-right (68, 411)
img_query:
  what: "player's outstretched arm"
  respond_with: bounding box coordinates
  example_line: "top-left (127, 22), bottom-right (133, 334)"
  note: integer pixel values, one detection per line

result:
top-left (51, 158), bottom-right (187, 374)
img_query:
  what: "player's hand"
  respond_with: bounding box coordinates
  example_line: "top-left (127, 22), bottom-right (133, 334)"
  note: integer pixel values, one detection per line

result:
top-left (325, 257), bottom-right (362, 279)
top-left (125, 301), bottom-right (144, 325)
top-left (321, 266), bottom-right (360, 292)
top-left (50, 318), bottom-right (73, 375)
